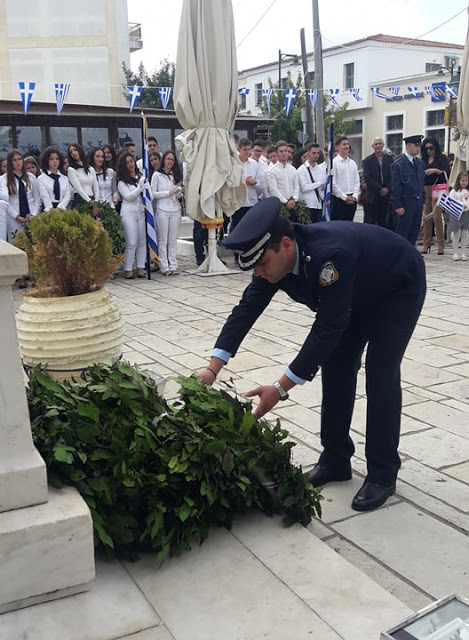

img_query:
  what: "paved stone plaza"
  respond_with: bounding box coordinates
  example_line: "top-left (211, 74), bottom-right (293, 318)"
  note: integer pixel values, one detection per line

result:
top-left (3, 226), bottom-right (469, 639)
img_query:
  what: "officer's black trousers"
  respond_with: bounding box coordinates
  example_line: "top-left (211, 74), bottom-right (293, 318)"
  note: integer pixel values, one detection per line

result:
top-left (318, 283), bottom-right (425, 485)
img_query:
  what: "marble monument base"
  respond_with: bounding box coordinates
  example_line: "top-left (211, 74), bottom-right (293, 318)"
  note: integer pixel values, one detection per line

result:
top-left (0, 485), bottom-right (95, 614)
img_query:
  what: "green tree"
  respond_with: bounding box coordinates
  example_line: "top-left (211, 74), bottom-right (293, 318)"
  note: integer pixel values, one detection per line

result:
top-left (262, 72), bottom-right (352, 145)
top-left (122, 59), bottom-right (175, 109)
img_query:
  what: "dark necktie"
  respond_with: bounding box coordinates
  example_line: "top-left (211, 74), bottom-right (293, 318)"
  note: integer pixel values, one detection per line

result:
top-left (15, 174), bottom-right (30, 216)
top-left (49, 172), bottom-right (61, 201)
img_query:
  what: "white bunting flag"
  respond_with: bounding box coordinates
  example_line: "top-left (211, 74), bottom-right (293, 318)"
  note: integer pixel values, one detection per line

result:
top-left (446, 84), bottom-right (458, 99)
top-left (54, 83), bottom-right (70, 115)
top-left (238, 88), bottom-right (250, 95)
top-left (329, 88), bottom-right (340, 106)
top-left (18, 82), bottom-right (35, 115)
top-left (407, 86), bottom-right (421, 99)
top-left (371, 87), bottom-right (391, 101)
top-left (262, 88), bottom-right (273, 115)
top-left (388, 86), bottom-right (400, 97)
top-left (158, 87), bottom-right (172, 109)
top-left (306, 88), bottom-right (319, 110)
top-left (128, 85), bottom-right (143, 113)
top-left (349, 88), bottom-right (362, 102)
top-left (285, 88), bottom-right (296, 116)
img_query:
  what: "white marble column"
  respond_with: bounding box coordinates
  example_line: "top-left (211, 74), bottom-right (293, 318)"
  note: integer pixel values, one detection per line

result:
top-left (0, 240), bottom-right (95, 613)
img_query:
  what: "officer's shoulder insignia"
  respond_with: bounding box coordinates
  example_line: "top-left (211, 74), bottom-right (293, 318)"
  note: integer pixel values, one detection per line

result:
top-left (318, 261), bottom-right (339, 287)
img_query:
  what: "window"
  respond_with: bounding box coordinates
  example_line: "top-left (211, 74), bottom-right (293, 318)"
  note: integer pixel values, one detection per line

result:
top-left (344, 63), bottom-right (354, 89)
top-left (385, 112), bottom-right (404, 156)
top-left (16, 126), bottom-right (43, 157)
top-left (425, 109), bottom-right (446, 150)
top-left (255, 83), bottom-right (263, 106)
top-left (239, 94), bottom-right (247, 111)
top-left (80, 128), bottom-right (109, 151)
top-left (117, 128), bottom-right (141, 155)
top-left (0, 126), bottom-right (13, 154)
top-left (347, 119), bottom-right (363, 135)
top-left (50, 127), bottom-right (79, 154)
top-left (425, 63), bottom-right (441, 73)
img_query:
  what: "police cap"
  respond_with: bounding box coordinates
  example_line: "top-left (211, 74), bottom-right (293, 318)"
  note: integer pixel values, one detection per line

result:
top-left (403, 134), bottom-right (423, 145)
top-left (223, 197), bottom-right (281, 271)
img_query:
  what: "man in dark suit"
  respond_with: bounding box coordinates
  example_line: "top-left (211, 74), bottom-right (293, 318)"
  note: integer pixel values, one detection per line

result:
top-left (199, 198), bottom-right (426, 512)
top-left (362, 137), bottom-right (393, 227)
top-left (391, 134), bottom-right (425, 245)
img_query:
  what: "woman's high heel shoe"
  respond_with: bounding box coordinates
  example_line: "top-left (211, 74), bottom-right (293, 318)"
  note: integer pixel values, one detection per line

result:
top-left (421, 246), bottom-right (431, 254)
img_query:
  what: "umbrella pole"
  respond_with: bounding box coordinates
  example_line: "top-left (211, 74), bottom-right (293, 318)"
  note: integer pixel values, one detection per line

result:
top-left (197, 227), bottom-right (230, 275)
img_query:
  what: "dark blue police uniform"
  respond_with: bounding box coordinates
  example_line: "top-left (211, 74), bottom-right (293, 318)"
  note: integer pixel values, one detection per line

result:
top-left (391, 154), bottom-right (425, 246)
top-left (217, 219), bottom-right (426, 488)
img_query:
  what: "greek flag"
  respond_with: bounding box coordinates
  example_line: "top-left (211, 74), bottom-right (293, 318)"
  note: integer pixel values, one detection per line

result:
top-left (19, 82), bottom-right (35, 115)
top-left (306, 88), bottom-right (319, 110)
top-left (438, 192), bottom-right (463, 220)
top-left (329, 88), bottom-right (340, 106)
top-left (54, 83), bottom-right (70, 115)
top-left (389, 86), bottom-right (400, 97)
top-left (128, 86), bottom-right (143, 113)
top-left (371, 87), bottom-right (391, 101)
top-left (238, 87), bottom-right (250, 95)
top-left (262, 88), bottom-right (273, 114)
top-left (158, 87), bottom-right (172, 109)
top-left (141, 112), bottom-right (159, 271)
top-left (323, 119), bottom-right (334, 222)
top-left (285, 88), bottom-right (296, 116)
top-left (349, 88), bottom-right (362, 102)
top-left (446, 84), bottom-right (458, 99)
top-left (407, 86), bottom-right (421, 99)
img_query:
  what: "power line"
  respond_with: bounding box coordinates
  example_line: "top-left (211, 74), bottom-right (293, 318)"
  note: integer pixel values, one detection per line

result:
top-left (236, 0), bottom-right (278, 49)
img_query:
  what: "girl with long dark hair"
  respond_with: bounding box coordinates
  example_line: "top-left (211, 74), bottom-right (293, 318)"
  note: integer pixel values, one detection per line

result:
top-left (38, 146), bottom-right (70, 211)
top-left (88, 147), bottom-right (118, 209)
top-left (67, 142), bottom-right (99, 208)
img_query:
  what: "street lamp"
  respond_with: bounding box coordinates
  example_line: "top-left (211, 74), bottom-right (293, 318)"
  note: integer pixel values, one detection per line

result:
top-left (440, 62), bottom-right (461, 155)
top-left (278, 50), bottom-right (299, 139)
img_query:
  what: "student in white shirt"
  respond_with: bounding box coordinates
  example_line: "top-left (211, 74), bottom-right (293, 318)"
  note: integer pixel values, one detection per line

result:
top-left (88, 147), bottom-right (118, 209)
top-left (297, 143), bottom-right (327, 223)
top-left (0, 148), bottom-right (40, 241)
top-left (38, 146), bottom-right (71, 211)
top-left (151, 150), bottom-right (183, 276)
top-left (266, 140), bottom-right (299, 210)
top-left (67, 143), bottom-right (99, 208)
top-left (332, 136), bottom-right (360, 221)
top-left (230, 138), bottom-right (259, 231)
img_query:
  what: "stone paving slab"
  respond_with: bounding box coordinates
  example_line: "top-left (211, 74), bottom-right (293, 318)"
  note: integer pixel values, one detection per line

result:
top-left (399, 428), bottom-right (469, 468)
top-left (333, 502), bottom-right (469, 599)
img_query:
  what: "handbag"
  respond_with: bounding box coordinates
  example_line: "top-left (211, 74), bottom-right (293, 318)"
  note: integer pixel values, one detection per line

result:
top-left (432, 172), bottom-right (449, 200)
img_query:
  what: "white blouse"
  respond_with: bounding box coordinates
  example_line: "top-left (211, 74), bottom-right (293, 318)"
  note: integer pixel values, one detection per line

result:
top-left (117, 179), bottom-right (145, 217)
top-left (67, 165), bottom-right (99, 202)
top-left (0, 172), bottom-right (41, 237)
top-left (96, 168), bottom-right (118, 208)
top-left (38, 172), bottom-right (71, 211)
top-left (151, 172), bottom-right (182, 213)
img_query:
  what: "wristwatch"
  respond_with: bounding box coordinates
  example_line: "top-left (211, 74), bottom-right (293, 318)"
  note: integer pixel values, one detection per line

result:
top-left (273, 380), bottom-right (289, 401)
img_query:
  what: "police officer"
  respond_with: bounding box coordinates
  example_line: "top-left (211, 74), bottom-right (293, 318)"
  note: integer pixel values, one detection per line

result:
top-left (391, 134), bottom-right (425, 245)
top-left (199, 198), bottom-right (426, 512)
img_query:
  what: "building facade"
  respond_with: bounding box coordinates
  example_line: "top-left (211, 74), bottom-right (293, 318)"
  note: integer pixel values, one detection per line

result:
top-left (0, 0), bottom-right (133, 107)
top-left (238, 34), bottom-right (464, 163)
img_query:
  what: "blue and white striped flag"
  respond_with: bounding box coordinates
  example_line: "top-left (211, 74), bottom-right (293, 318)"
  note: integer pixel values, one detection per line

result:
top-left (389, 86), bottom-right (400, 97)
top-left (285, 88), bottom-right (296, 116)
top-left (349, 88), bottom-right (362, 102)
top-left (238, 87), bottom-right (250, 95)
top-left (329, 88), bottom-right (340, 106)
top-left (262, 88), bottom-right (273, 114)
top-left (141, 112), bottom-right (159, 271)
top-left (18, 82), bottom-right (35, 115)
top-left (306, 88), bottom-right (319, 110)
top-left (438, 192), bottom-right (463, 220)
top-left (446, 84), bottom-right (458, 99)
top-left (323, 119), bottom-right (334, 222)
top-left (128, 86), bottom-right (143, 113)
top-left (407, 86), bottom-right (421, 99)
top-left (158, 87), bottom-right (172, 109)
top-left (54, 83), bottom-right (70, 115)
top-left (371, 87), bottom-right (391, 101)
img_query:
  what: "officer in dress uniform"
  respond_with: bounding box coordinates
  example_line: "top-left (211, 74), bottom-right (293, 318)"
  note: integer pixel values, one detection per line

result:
top-left (198, 198), bottom-right (426, 512)
top-left (391, 134), bottom-right (425, 245)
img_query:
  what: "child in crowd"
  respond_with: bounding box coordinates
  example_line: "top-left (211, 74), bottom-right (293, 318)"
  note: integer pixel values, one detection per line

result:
top-left (448, 171), bottom-right (469, 261)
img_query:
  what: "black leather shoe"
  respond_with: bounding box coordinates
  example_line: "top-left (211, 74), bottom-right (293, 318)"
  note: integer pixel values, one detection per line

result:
top-left (351, 481), bottom-right (396, 512)
top-left (307, 463), bottom-right (352, 488)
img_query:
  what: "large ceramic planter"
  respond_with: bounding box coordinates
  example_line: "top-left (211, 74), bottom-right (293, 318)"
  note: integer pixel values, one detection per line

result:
top-left (16, 286), bottom-right (124, 379)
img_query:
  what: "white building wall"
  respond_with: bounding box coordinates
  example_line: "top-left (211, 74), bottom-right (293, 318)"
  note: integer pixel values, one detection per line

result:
top-left (0, 0), bottom-right (131, 107)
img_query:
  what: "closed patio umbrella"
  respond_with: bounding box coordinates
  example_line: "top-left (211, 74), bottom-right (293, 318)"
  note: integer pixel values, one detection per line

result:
top-left (450, 7), bottom-right (469, 183)
top-left (174, 0), bottom-right (245, 274)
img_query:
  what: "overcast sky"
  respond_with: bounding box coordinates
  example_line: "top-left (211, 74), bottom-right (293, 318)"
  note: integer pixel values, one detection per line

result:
top-left (127, 0), bottom-right (468, 73)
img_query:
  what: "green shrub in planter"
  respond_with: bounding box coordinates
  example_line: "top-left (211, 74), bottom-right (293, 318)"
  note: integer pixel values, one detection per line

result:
top-left (75, 200), bottom-right (126, 257)
top-left (27, 361), bottom-right (322, 562)
top-left (280, 199), bottom-right (312, 224)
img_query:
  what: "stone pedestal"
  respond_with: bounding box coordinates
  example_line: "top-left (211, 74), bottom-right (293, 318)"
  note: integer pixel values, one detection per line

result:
top-left (0, 240), bottom-right (95, 613)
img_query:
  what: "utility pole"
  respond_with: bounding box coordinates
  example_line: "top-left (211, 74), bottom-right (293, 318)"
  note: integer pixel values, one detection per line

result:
top-left (300, 28), bottom-right (314, 144)
top-left (312, 0), bottom-right (325, 149)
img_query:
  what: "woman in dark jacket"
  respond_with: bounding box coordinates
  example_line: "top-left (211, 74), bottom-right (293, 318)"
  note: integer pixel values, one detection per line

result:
top-left (421, 137), bottom-right (450, 254)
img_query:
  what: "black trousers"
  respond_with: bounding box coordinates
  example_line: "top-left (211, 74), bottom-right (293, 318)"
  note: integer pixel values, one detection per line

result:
top-left (230, 206), bottom-right (250, 233)
top-left (308, 207), bottom-right (323, 223)
top-left (332, 196), bottom-right (356, 221)
top-left (363, 196), bottom-right (390, 227)
top-left (318, 269), bottom-right (426, 484)
top-left (193, 221), bottom-right (208, 265)
top-left (395, 199), bottom-right (422, 246)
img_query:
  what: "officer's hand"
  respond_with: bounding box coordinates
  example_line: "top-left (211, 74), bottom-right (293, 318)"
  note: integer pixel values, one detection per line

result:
top-left (244, 385), bottom-right (279, 419)
top-left (395, 207), bottom-right (405, 216)
top-left (286, 199), bottom-right (296, 210)
top-left (197, 369), bottom-right (217, 386)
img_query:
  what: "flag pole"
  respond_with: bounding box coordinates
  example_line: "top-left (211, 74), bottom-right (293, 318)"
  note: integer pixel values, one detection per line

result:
top-left (323, 115), bottom-right (334, 221)
top-left (141, 110), bottom-right (159, 279)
